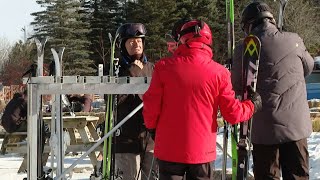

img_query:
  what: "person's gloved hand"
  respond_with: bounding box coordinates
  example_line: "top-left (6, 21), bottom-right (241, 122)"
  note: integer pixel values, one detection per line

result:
top-left (148, 129), bottom-right (156, 141)
top-left (247, 86), bottom-right (262, 113)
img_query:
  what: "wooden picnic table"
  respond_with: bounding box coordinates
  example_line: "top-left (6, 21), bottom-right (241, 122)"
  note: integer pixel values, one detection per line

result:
top-left (44, 115), bottom-right (101, 171)
top-left (1, 115), bottom-right (102, 173)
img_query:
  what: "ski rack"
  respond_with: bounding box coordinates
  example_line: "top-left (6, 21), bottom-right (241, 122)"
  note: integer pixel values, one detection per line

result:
top-left (25, 75), bottom-right (150, 180)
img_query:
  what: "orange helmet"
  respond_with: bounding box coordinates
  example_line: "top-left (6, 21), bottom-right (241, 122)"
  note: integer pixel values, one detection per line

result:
top-left (179, 20), bottom-right (212, 46)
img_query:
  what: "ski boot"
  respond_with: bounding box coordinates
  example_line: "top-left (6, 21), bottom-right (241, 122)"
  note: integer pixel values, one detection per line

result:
top-left (23, 168), bottom-right (53, 180)
top-left (90, 164), bottom-right (102, 180)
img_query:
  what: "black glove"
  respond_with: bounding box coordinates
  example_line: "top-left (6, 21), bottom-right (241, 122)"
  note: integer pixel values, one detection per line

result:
top-left (247, 86), bottom-right (262, 113)
top-left (148, 129), bottom-right (156, 141)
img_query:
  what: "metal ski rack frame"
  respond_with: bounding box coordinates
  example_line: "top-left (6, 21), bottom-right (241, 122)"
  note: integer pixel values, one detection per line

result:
top-left (25, 75), bottom-right (150, 180)
top-left (25, 37), bottom-right (151, 180)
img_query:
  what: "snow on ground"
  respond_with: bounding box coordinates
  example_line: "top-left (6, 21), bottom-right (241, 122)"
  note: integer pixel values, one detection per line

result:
top-left (0, 138), bottom-right (94, 180)
top-left (215, 131), bottom-right (320, 180)
top-left (1, 132), bottom-right (320, 179)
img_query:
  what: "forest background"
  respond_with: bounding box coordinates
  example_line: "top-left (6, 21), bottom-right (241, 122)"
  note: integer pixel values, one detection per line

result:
top-left (0, 0), bottom-right (319, 85)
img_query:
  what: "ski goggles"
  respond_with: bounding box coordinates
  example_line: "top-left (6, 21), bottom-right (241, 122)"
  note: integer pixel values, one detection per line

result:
top-left (125, 23), bottom-right (147, 37)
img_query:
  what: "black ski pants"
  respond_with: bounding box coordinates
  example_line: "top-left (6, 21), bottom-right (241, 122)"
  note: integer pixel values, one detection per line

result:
top-left (252, 138), bottom-right (309, 180)
top-left (157, 159), bottom-right (214, 180)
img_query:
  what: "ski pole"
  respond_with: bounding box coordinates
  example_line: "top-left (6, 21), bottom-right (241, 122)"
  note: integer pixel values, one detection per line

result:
top-left (54, 102), bottom-right (144, 180)
top-left (225, 0), bottom-right (235, 179)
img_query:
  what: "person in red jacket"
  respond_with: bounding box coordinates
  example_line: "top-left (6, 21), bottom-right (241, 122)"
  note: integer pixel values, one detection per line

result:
top-left (142, 19), bottom-right (262, 179)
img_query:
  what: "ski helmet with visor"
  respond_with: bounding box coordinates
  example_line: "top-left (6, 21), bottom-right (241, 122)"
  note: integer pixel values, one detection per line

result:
top-left (116, 23), bottom-right (147, 64)
top-left (178, 20), bottom-right (212, 46)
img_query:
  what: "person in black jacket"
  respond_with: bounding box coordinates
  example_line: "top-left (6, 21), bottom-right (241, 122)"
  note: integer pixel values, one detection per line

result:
top-left (95, 23), bottom-right (155, 180)
top-left (66, 94), bottom-right (92, 112)
top-left (1, 91), bottom-right (27, 133)
top-left (1, 90), bottom-right (50, 178)
top-left (231, 2), bottom-right (314, 179)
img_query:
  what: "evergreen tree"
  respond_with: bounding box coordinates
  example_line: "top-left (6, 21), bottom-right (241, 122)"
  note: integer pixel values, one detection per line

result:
top-left (144, 0), bottom-right (177, 60)
top-left (85, 0), bottom-right (124, 68)
top-left (124, 0), bottom-right (177, 59)
top-left (31, 0), bottom-right (95, 75)
top-left (31, 0), bottom-right (51, 40)
top-left (172, 0), bottom-right (221, 60)
top-left (29, 0), bottom-right (320, 74)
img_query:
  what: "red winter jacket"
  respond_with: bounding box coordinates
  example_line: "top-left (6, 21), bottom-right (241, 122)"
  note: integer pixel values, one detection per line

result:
top-left (143, 42), bottom-right (254, 164)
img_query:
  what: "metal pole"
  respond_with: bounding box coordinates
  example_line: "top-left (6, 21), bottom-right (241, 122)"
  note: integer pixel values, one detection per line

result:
top-left (27, 83), bottom-right (39, 180)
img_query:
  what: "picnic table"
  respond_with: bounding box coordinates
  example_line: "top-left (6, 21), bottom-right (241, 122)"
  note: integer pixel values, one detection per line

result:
top-left (0, 115), bottom-right (102, 173)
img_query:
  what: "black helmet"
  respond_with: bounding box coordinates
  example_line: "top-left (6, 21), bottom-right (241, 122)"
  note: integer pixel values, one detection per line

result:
top-left (116, 23), bottom-right (146, 47)
top-left (116, 23), bottom-right (147, 64)
top-left (241, 2), bottom-right (274, 28)
top-left (171, 17), bottom-right (192, 42)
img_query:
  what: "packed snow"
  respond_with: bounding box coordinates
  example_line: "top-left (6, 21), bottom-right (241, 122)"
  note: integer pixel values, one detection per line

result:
top-left (0, 132), bottom-right (320, 180)
top-left (0, 99), bottom-right (319, 179)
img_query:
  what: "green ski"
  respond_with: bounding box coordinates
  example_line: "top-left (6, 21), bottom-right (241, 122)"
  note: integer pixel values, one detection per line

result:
top-left (224, 0), bottom-right (237, 179)
top-left (102, 32), bottom-right (119, 180)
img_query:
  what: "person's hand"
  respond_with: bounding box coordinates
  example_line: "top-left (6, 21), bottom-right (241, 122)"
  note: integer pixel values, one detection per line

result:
top-left (132, 60), bottom-right (144, 69)
top-left (247, 85), bottom-right (262, 113)
top-left (129, 60), bottom-right (144, 77)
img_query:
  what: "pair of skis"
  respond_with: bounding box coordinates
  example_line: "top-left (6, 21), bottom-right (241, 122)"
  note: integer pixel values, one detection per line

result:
top-left (100, 32), bottom-right (120, 180)
top-left (90, 32), bottom-right (119, 180)
top-left (224, 0), bottom-right (261, 179)
top-left (226, 33), bottom-right (261, 180)
top-left (226, 32), bottom-right (261, 180)
top-left (235, 35), bottom-right (261, 180)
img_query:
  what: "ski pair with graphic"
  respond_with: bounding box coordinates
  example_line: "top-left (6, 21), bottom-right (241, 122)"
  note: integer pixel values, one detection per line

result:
top-left (224, 2), bottom-right (261, 177)
top-left (235, 35), bottom-right (261, 180)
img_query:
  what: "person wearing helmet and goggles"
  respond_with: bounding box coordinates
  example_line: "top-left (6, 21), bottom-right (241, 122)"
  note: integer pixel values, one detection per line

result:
top-left (114, 23), bottom-right (155, 180)
top-left (231, 2), bottom-right (314, 179)
top-left (143, 19), bottom-right (261, 179)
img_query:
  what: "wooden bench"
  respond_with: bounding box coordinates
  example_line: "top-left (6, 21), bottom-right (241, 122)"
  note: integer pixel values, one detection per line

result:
top-left (0, 131), bottom-right (46, 173)
top-left (1, 131), bottom-right (28, 155)
top-left (0, 126), bottom-right (6, 138)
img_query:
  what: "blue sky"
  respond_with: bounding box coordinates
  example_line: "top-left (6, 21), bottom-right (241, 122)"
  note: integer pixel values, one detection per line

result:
top-left (0, 0), bottom-right (42, 44)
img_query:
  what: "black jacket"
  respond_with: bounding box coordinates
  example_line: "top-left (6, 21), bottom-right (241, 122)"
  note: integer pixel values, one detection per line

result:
top-left (231, 22), bottom-right (314, 144)
top-left (1, 95), bottom-right (27, 133)
top-left (115, 59), bottom-right (154, 153)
